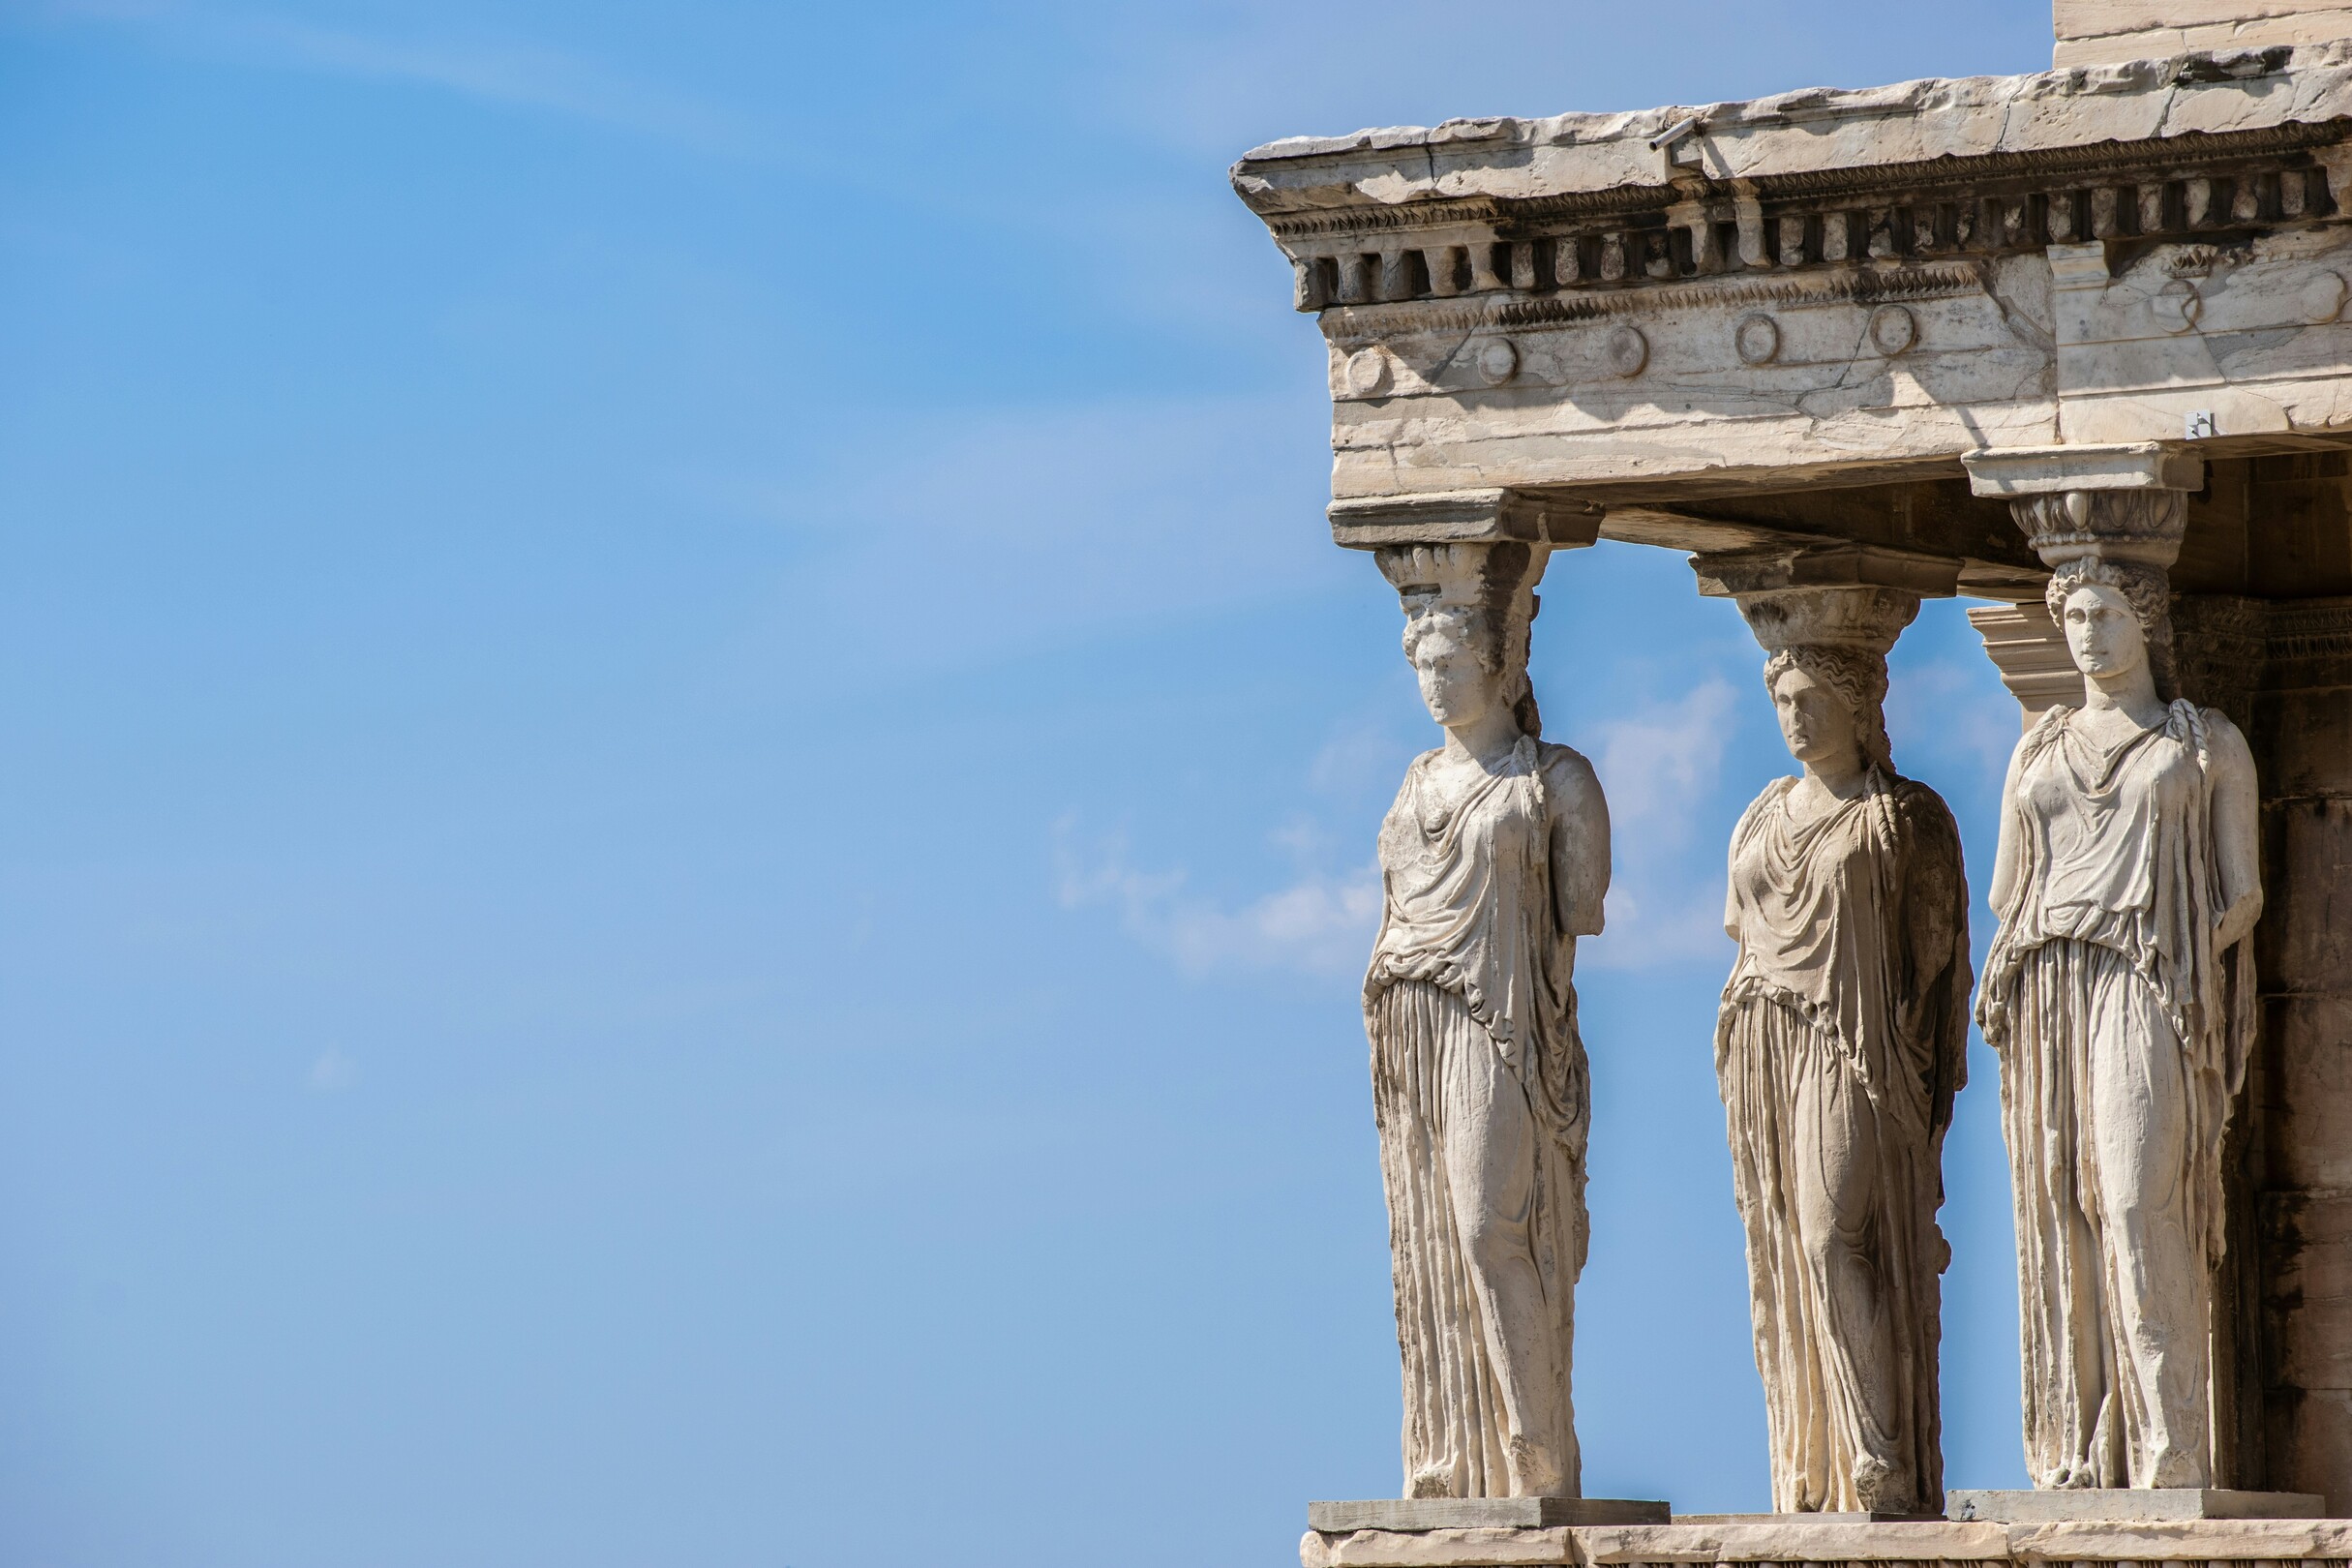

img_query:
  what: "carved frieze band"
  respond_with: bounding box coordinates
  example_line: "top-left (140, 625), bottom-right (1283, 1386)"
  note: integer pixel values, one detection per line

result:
top-left (1278, 129), bottom-right (2346, 314)
top-left (2265, 595), bottom-right (2352, 686)
top-left (1322, 259), bottom-right (1983, 339)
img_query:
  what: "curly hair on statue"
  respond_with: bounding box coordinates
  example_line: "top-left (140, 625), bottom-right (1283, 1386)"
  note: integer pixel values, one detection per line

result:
top-left (1402, 603), bottom-right (1542, 739)
top-left (1764, 645), bottom-right (1895, 774)
top-left (2042, 555), bottom-right (2179, 702)
top-left (1400, 604), bottom-right (1501, 673)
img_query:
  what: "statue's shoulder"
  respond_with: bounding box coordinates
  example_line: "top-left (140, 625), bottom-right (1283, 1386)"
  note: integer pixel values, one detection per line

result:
top-left (1533, 739), bottom-right (1598, 785)
top-left (2013, 703), bottom-right (2072, 764)
top-left (1533, 739), bottom-right (1605, 818)
top-left (1386, 747), bottom-right (1441, 803)
top-left (2030, 703), bottom-right (2074, 734)
top-left (2183, 701), bottom-right (2257, 772)
top-left (1731, 775), bottom-right (1794, 839)
top-left (1885, 771), bottom-right (1956, 819)
top-left (1885, 772), bottom-right (1964, 847)
top-left (2189, 700), bottom-right (2248, 742)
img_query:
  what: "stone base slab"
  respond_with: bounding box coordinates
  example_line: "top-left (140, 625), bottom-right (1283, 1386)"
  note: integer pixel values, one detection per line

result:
top-left (1311, 1502), bottom-right (1671, 1532)
top-left (1673, 1513), bottom-right (1939, 1523)
top-left (1300, 1517), bottom-right (2352, 1568)
top-left (1946, 1489), bottom-right (2328, 1523)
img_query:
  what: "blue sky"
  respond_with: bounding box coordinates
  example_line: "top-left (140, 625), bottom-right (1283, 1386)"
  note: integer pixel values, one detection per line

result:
top-left (0, 3), bottom-right (2060, 1564)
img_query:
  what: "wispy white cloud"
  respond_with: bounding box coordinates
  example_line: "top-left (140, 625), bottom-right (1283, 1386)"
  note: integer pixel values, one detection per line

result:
top-left (306, 1045), bottom-right (358, 1092)
top-left (1594, 677), bottom-right (1736, 844)
top-left (707, 395), bottom-right (1341, 676)
top-left (1887, 654), bottom-right (2016, 800)
top-left (1585, 678), bottom-right (1740, 969)
top-left (1058, 677), bottom-right (1746, 980)
top-left (22, 1), bottom-right (767, 158)
top-left (1053, 819), bottom-right (1379, 979)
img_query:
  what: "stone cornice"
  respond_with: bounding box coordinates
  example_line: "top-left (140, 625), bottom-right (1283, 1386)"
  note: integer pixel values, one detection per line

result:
top-left (1234, 45), bottom-right (2352, 315)
top-left (1253, 122), bottom-right (2349, 241)
top-left (1234, 46), bottom-right (2352, 207)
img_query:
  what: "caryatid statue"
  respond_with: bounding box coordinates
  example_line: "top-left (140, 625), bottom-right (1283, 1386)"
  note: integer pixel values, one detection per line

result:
top-left (1976, 490), bottom-right (2262, 1490)
top-left (1363, 539), bottom-right (1610, 1500)
top-left (1713, 584), bottom-right (1971, 1517)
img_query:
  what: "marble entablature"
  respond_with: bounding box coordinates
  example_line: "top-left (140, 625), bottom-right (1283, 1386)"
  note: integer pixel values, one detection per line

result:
top-left (1233, 45), bottom-right (2352, 559)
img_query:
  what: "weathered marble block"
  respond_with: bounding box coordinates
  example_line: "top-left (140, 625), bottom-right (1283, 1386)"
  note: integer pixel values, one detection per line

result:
top-left (1946, 1488), bottom-right (2327, 1522)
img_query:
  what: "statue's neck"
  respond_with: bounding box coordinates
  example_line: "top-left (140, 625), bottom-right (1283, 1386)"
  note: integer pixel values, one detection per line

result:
top-left (2081, 666), bottom-right (2168, 728)
top-left (1442, 708), bottom-right (1524, 770)
top-left (1802, 751), bottom-right (1870, 799)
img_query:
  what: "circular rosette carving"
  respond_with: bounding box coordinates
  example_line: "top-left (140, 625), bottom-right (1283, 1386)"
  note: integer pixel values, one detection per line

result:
top-left (2302, 271), bottom-right (2349, 325)
top-left (1867, 304), bottom-right (1917, 357)
top-left (1343, 347), bottom-right (1391, 398)
top-left (1734, 313), bottom-right (1780, 366)
top-left (1475, 338), bottom-right (1521, 386)
top-left (1604, 324), bottom-right (1648, 378)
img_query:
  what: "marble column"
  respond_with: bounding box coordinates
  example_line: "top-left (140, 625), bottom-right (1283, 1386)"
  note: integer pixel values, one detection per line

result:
top-left (1964, 444), bottom-right (2266, 1492)
top-left (1694, 548), bottom-right (1970, 1516)
top-left (1339, 489), bottom-right (1613, 1500)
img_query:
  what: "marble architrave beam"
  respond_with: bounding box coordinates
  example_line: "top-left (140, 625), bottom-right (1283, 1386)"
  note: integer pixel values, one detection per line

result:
top-left (1688, 541), bottom-right (1962, 602)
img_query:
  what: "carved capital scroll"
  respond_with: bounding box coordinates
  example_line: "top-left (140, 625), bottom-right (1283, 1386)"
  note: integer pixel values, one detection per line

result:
top-left (1961, 441), bottom-right (2202, 570)
top-left (2005, 489), bottom-right (2189, 569)
top-left (1691, 542), bottom-right (1952, 657)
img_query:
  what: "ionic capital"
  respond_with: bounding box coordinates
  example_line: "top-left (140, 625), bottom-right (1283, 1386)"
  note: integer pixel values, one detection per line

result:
top-left (1962, 442), bottom-right (2201, 570)
top-left (1691, 543), bottom-right (1951, 657)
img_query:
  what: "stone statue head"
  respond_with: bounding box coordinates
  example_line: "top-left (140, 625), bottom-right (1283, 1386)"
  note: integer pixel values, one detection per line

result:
top-left (2044, 555), bottom-right (2177, 701)
top-left (1382, 541), bottom-right (1546, 739)
top-left (1763, 645), bottom-right (1893, 774)
top-left (1403, 605), bottom-right (1509, 730)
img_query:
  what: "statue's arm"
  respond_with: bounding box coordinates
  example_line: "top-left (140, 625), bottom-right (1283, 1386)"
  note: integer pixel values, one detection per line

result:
top-left (1723, 829), bottom-right (1740, 942)
top-left (2210, 712), bottom-right (2264, 950)
top-left (1721, 785), bottom-right (1777, 944)
top-left (1901, 787), bottom-right (1968, 988)
top-left (1546, 747), bottom-right (1609, 937)
top-left (1896, 784), bottom-right (1973, 1125)
top-left (1986, 730), bottom-right (2033, 916)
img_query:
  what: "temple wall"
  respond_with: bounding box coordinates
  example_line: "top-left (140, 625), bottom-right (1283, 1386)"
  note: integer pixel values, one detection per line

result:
top-left (2253, 596), bottom-right (2352, 1506)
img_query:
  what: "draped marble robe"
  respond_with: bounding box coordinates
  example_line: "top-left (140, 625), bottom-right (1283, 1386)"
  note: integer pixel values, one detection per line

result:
top-left (1717, 769), bottom-right (1969, 1515)
top-left (1367, 733), bottom-right (1602, 1499)
top-left (1976, 700), bottom-right (2258, 1490)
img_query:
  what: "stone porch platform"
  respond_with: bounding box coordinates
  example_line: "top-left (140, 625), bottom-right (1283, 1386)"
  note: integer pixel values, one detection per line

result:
top-left (1302, 1518), bottom-right (2352, 1568)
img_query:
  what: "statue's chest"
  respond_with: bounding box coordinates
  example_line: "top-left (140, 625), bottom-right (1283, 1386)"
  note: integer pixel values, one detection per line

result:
top-left (1381, 765), bottom-right (1542, 876)
top-left (2020, 728), bottom-right (2200, 912)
